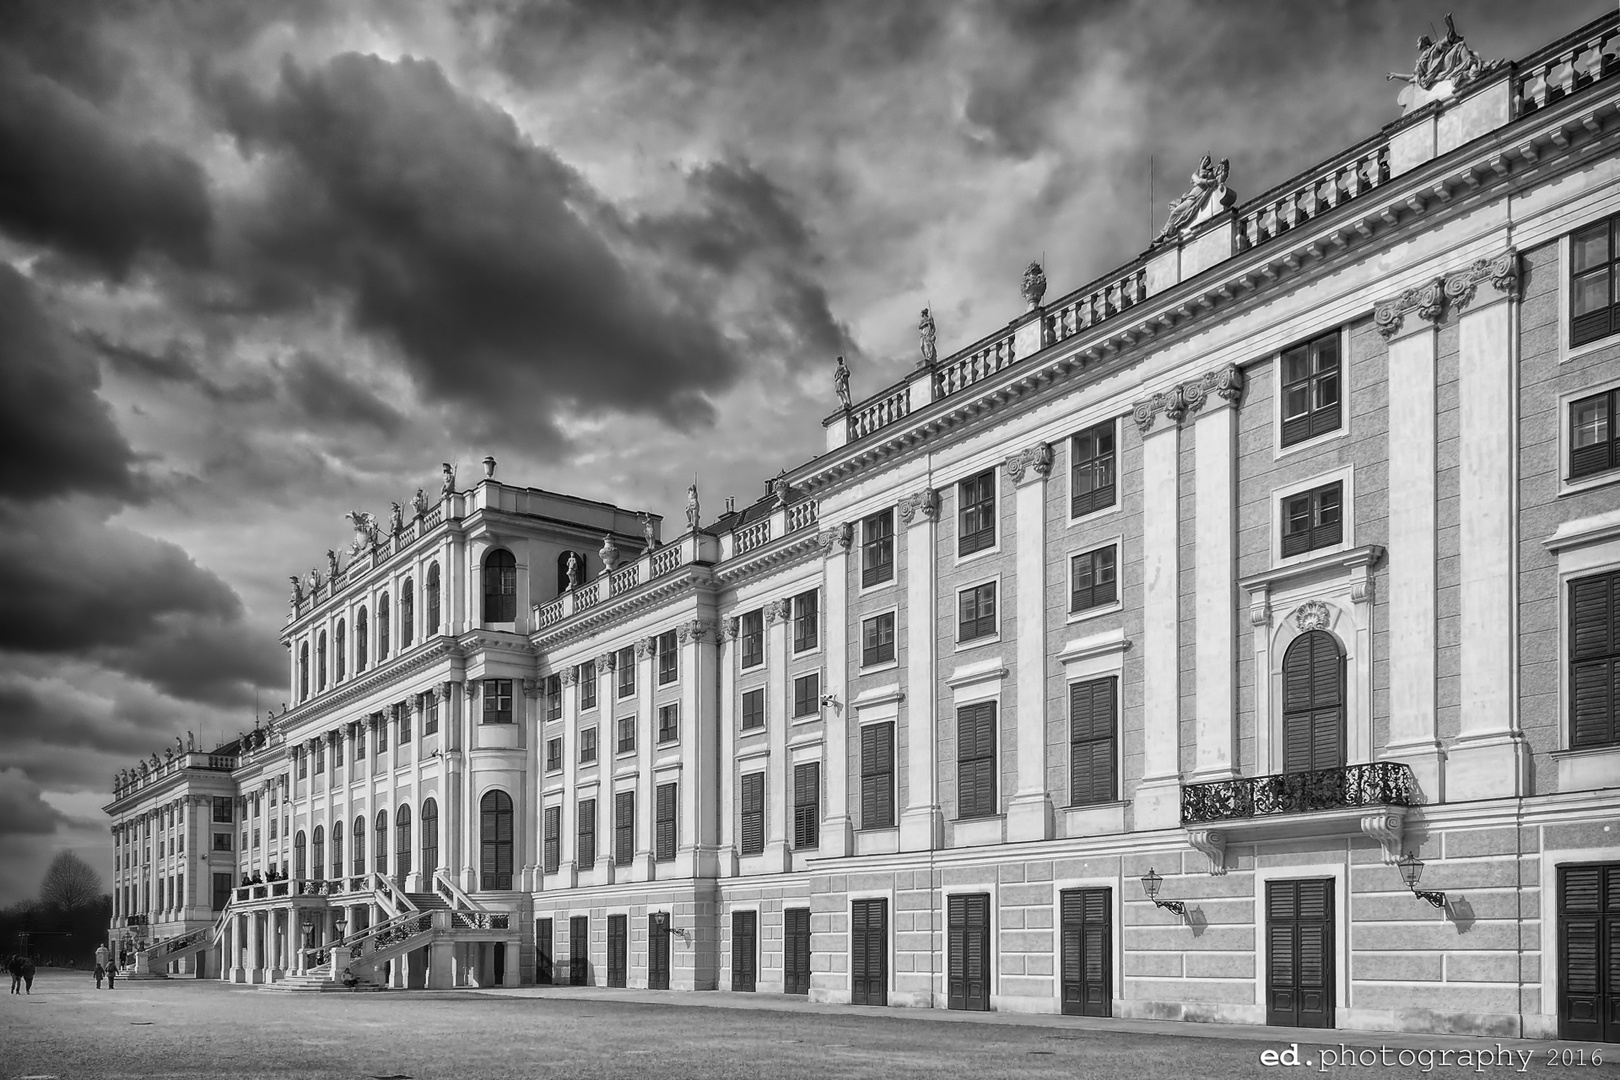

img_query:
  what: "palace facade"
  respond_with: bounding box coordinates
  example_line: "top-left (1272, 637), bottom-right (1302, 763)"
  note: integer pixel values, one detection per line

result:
top-left (107, 12), bottom-right (1620, 1041)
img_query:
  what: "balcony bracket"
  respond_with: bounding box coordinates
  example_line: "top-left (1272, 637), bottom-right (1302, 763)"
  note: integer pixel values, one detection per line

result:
top-left (1359, 808), bottom-right (1408, 865)
top-left (1186, 828), bottom-right (1229, 876)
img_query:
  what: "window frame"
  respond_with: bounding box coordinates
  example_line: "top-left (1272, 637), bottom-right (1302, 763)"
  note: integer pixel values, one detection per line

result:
top-left (1569, 215), bottom-right (1620, 350)
top-left (1068, 675), bottom-right (1119, 807)
top-left (1272, 467), bottom-right (1354, 566)
top-left (613, 790), bottom-right (634, 867)
top-left (579, 661), bottom-right (598, 711)
top-left (576, 798), bottom-right (596, 867)
top-left (739, 610), bottom-right (765, 670)
top-left (792, 590), bottom-right (820, 654)
top-left (860, 509), bottom-right (895, 590)
top-left (1069, 542), bottom-right (1121, 618)
top-left (1564, 382), bottom-right (1620, 491)
top-left (657, 703), bottom-right (680, 743)
top-left (483, 548), bottom-right (518, 624)
top-left (741, 687), bottom-right (766, 732)
top-left (860, 609), bottom-right (898, 670)
top-left (655, 781), bottom-right (678, 862)
top-left (954, 702), bottom-right (998, 820)
top-left (739, 772), bottom-right (766, 856)
top-left (657, 630), bottom-right (679, 684)
top-left (579, 726), bottom-right (598, 764)
top-left (1275, 327), bottom-right (1345, 451)
top-left (542, 806), bottom-right (561, 874)
top-left (1068, 417), bottom-right (1119, 521)
top-left (545, 674), bottom-right (562, 721)
top-left (956, 578), bottom-right (999, 646)
top-left (859, 721), bottom-right (896, 831)
top-left (617, 645), bottom-right (636, 698)
top-left (482, 678), bottom-right (514, 724)
top-left (616, 714), bottom-right (636, 755)
top-left (793, 672), bottom-right (821, 718)
top-left (956, 469), bottom-right (999, 559)
top-left (1568, 567), bottom-right (1620, 751)
top-left (545, 737), bottom-right (563, 772)
top-left (793, 760), bottom-right (820, 850)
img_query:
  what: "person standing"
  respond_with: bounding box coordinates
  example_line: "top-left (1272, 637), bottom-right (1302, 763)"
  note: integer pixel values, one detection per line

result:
top-left (94, 943), bottom-right (110, 988)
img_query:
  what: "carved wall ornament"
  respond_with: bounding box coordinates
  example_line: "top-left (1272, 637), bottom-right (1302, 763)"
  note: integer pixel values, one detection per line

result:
top-left (1350, 577), bottom-right (1376, 605)
top-left (1181, 364), bottom-right (1246, 414)
top-left (521, 678), bottom-right (542, 699)
top-left (676, 619), bottom-right (712, 644)
top-left (720, 617), bottom-right (741, 642)
top-left (1292, 600), bottom-right (1333, 632)
top-left (1388, 14), bottom-right (1507, 114)
top-left (1374, 278), bottom-right (1445, 338)
top-left (1152, 154), bottom-right (1236, 248)
top-left (897, 489), bottom-right (940, 525)
top-left (1443, 248), bottom-right (1519, 311)
top-left (561, 668), bottom-right (579, 687)
top-left (1004, 443), bottom-right (1054, 485)
top-left (765, 598), bottom-right (792, 625)
top-left (1359, 810), bottom-right (1407, 864)
top-left (596, 652), bottom-right (616, 673)
top-left (817, 522), bottom-right (853, 557)
top-left (1187, 828), bottom-right (1229, 876)
top-left (635, 636), bottom-right (657, 658)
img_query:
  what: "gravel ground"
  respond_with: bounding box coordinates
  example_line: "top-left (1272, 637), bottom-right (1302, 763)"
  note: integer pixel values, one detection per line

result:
top-left (0, 968), bottom-right (1599, 1080)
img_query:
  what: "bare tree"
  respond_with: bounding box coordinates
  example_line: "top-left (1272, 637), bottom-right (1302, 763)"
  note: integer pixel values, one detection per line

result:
top-left (38, 851), bottom-right (102, 912)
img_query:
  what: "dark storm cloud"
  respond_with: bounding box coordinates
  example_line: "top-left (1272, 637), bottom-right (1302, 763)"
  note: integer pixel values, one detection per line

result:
top-left (0, 683), bottom-right (167, 759)
top-left (281, 352), bottom-right (405, 437)
top-left (0, 267), bottom-right (143, 502)
top-left (206, 52), bottom-right (772, 445)
top-left (0, 769), bottom-right (70, 838)
top-left (90, 333), bottom-right (278, 404)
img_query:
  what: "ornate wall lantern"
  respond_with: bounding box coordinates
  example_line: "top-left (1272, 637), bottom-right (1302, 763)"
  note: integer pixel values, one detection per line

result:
top-left (1396, 852), bottom-right (1447, 909)
top-left (1139, 868), bottom-right (1187, 917)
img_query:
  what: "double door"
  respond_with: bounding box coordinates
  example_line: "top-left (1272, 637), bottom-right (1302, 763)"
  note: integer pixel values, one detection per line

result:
top-left (607, 914), bottom-right (628, 988)
top-left (947, 894), bottom-right (990, 1011)
top-left (535, 918), bottom-right (552, 985)
top-left (784, 908), bottom-right (811, 996)
top-left (1559, 861), bottom-right (1620, 1044)
top-left (648, 915), bottom-right (670, 991)
top-left (851, 898), bottom-right (887, 1006)
top-left (1266, 879), bottom-right (1334, 1029)
top-left (731, 910), bottom-right (757, 992)
top-left (568, 916), bottom-right (588, 986)
top-left (1059, 888), bottom-right (1111, 1017)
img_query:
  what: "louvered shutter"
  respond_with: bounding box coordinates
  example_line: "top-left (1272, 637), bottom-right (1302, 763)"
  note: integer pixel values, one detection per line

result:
top-left (956, 703), bottom-right (997, 819)
top-left (1069, 677), bottom-right (1117, 806)
top-left (861, 723), bottom-right (894, 829)
top-left (784, 908), bottom-right (811, 995)
top-left (576, 799), bottom-right (595, 867)
top-left (793, 762), bottom-right (820, 849)
top-left (1282, 632), bottom-right (1344, 772)
top-left (543, 807), bottom-right (560, 873)
top-left (732, 910), bottom-right (758, 992)
top-left (614, 790), bottom-right (634, 866)
top-left (740, 773), bottom-right (765, 855)
top-left (1570, 572), bottom-right (1620, 749)
top-left (655, 782), bottom-right (677, 862)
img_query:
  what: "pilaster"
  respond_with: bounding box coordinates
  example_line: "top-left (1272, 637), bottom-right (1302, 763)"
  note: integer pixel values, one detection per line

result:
top-left (1005, 446), bottom-right (1055, 841)
top-left (898, 490), bottom-right (943, 849)
top-left (717, 618), bottom-right (739, 875)
top-left (557, 669), bottom-right (579, 886)
top-left (1132, 389), bottom-right (1185, 829)
top-left (1191, 366), bottom-right (1244, 782)
top-left (678, 620), bottom-right (718, 877)
top-left (765, 602), bottom-right (793, 868)
top-left (635, 638), bottom-right (657, 875)
top-left (818, 523), bottom-right (855, 857)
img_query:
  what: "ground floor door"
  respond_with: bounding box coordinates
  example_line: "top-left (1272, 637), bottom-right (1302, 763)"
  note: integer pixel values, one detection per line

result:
top-left (569, 916), bottom-right (588, 986)
top-left (851, 898), bottom-right (887, 1007)
top-left (1060, 887), bottom-right (1111, 1017)
top-left (1266, 878), bottom-right (1334, 1029)
top-left (731, 910), bottom-right (757, 992)
top-left (947, 893), bottom-right (990, 1011)
top-left (536, 918), bottom-right (553, 985)
top-left (784, 908), bottom-right (811, 996)
top-left (1559, 861), bottom-right (1620, 1044)
top-left (648, 915), bottom-right (670, 991)
top-left (607, 915), bottom-right (627, 988)
top-left (491, 941), bottom-right (506, 986)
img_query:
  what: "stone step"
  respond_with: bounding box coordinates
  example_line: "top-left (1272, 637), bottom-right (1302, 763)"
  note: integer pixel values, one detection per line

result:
top-left (405, 892), bottom-right (450, 910)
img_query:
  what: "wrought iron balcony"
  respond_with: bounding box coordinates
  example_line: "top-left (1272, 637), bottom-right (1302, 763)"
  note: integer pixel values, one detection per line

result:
top-left (1180, 761), bottom-right (1416, 825)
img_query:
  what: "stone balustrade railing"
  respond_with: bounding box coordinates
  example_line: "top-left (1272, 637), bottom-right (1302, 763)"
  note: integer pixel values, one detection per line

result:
top-left (785, 500), bottom-right (820, 533)
top-left (848, 383), bottom-right (911, 439)
top-left (533, 533), bottom-right (714, 631)
top-left (734, 518), bottom-right (771, 554)
top-left (113, 751), bottom-right (238, 800)
top-left (1515, 14), bottom-right (1620, 115)
top-left (1041, 264), bottom-right (1149, 352)
top-left (1235, 142), bottom-right (1390, 252)
top-left (608, 563), bottom-right (640, 596)
top-left (933, 328), bottom-right (1017, 398)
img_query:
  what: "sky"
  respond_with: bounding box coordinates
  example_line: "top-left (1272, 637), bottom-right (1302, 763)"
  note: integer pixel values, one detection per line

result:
top-left (0, 0), bottom-right (1597, 906)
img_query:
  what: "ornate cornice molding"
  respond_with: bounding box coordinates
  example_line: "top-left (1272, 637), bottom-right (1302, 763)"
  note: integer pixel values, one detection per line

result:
top-left (1374, 277), bottom-right (1445, 339)
top-left (532, 566), bottom-right (711, 654)
top-left (1132, 364), bottom-right (1245, 434)
top-left (1443, 247), bottom-right (1518, 311)
top-left (1003, 443), bottom-right (1053, 485)
top-left (897, 489), bottom-right (939, 525)
top-left (712, 529), bottom-right (822, 587)
top-left (271, 639), bottom-right (461, 734)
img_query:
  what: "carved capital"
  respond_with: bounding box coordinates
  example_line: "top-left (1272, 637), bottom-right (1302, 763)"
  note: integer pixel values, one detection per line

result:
top-left (817, 522), bottom-right (853, 557)
top-left (1133, 382), bottom-right (1191, 434)
top-left (1375, 277), bottom-right (1445, 339)
top-left (676, 619), bottom-right (712, 644)
top-left (1003, 443), bottom-right (1053, 485)
top-left (1292, 600), bottom-right (1332, 632)
top-left (464, 679), bottom-right (480, 702)
top-left (1184, 364), bottom-right (1246, 415)
top-left (1350, 577), bottom-right (1375, 605)
top-left (897, 488), bottom-right (940, 525)
top-left (1443, 248), bottom-right (1518, 312)
top-left (521, 678), bottom-right (542, 699)
top-left (1186, 828), bottom-right (1228, 876)
top-left (635, 636), bottom-right (657, 658)
top-left (595, 652), bottom-right (615, 673)
top-left (440, 680), bottom-right (456, 702)
top-left (561, 667), bottom-right (579, 687)
top-left (1249, 596), bottom-right (1272, 627)
top-left (764, 598), bottom-right (792, 625)
top-left (719, 617), bottom-right (740, 642)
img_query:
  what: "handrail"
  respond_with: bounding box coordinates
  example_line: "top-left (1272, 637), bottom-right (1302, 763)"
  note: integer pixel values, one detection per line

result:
top-left (432, 870), bottom-right (484, 912)
top-left (1180, 761), bottom-right (1416, 825)
top-left (138, 923), bottom-right (212, 961)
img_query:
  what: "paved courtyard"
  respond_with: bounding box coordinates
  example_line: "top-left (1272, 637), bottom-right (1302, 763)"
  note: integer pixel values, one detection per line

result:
top-left (0, 969), bottom-right (1600, 1080)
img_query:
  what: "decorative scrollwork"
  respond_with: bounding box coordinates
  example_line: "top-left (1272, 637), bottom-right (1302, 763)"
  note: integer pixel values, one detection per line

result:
top-left (1443, 248), bottom-right (1518, 311)
top-left (1180, 761), bottom-right (1417, 825)
top-left (1292, 600), bottom-right (1332, 632)
top-left (1375, 278), bottom-right (1445, 339)
top-left (897, 489), bottom-right (940, 525)
top-left (1004, 443), bottom-right (1053, 485)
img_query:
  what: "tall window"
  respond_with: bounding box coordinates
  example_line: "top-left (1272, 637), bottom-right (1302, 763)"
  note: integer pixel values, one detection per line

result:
top-left (424, 692), bottom-right (439, 736)
top-left (793, 673), bottom-right (820, 718)
top-left (426, 563), bottom-right (441, 633)
top-left (311, 826), bottom-right (324, 882)
top-left (1071, 545), bottom-right (1118, 613)
top-left (419, 799), bottom-right (438, 880)
top-left (1281, 631), bottom-right (1346, 772)
top-left (1281, 481), bottom-right (1343, 557)
top-left (377, 593), bottom-right (390, 661)
top-left (740, 773), bottom-right (765, 856)
top-left (577, 798), bottom-right (596, 866)
top-left (395, 805), bottom-right (411, 882)
top-left (740, 610), bottom-right (764, 668)
top-left (861, 722), bottom-right (895, 830)
top-left (353, 722), bottom-right (365, 760)
top-left (580, 661), bottom-right (598, 710)
top-left (657, 630), bottom-right (678, 683)
top-left (298, 643), bottom-right (309, 701)
top-left (213, 796), bottom-right (232, 822)
top-left (330, 820), bottom-right (343, 879)
top-left (1572, 216), bottom-right (1620, 347)
top-left (793, 590), bottom-right (819, 652)
top-left (483, 678), bottom-right (514, 723)
top-left (374, 810), bottom-right (388, 874)
top-left (546, 674), bottom-right (562, 720)
top-left (484, 549), bottom-right (517, 623)
top-left (398, 703), bottom-right (411, 744)
top-left (956, 703), bottom-right (997, 819)
top-left (352, 816), bottom-right (366, 875)
top-left (861, 612), bottom-right (895, 667)
top-left (655, 782), bottom-right (677, 862)
top-left (580, 727), bottom-right (598, 763)
top-left (317, 631), bottom-right (327, 691)
top-left (543, 806), bottom-right (561, 873)
top-left (376, 714), bottom-right (387, 753)
top-left (294, 831), bottom-right (306, 879)
top-left (335, 620), bottom-right (346, 681)
top-left (1279, 330), bottom-right (1342, 446)
top-left (617, 645), bottom-right (636, 697)
top-left (480, 790), bottom-right (514, 889)
top-left (1070, 420), bottom-right (1117, 517)
top-left (958, 471), bottom-right (997, 555)
top-left (742, 688), bottom-right (765, 730)
top-left (613, 791), bottom-right (634, 866)
top-left (958, 582), bottom-right (997, 642)
top-left (793, 761), bottom-right (820, 850)
top-left (314, 739), bottom-right (325, 773)
top-left (356, 608), bottom-right (368, 673)
top-left (401, 579), bottom-right (414, 647)
top-left (861, 509), bottom-right (894, 587)
top-left (297, 748), bottom-right (307, 779)
top-left (1570, 568), bottom-right (1620, 749)
top-left (616, 715), bottom-right (635, 754)
top-left (1570, 388), bottom-right (1620, 480)
top-left (1069, 676), bottom-right (1118, 806)
top-left (546, 737), bottom-right (563, 771)
top-left (658, 704), bottom-right (679, 743)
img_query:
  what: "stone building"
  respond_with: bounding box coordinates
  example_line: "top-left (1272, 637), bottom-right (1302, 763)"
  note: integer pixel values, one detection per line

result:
top-left (107, 12), bottom-right (1620, 1040)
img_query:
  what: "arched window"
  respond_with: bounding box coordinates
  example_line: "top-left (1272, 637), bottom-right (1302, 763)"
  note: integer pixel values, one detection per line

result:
top-left (335, 620), bottom-right (346, 681)
top-left (480, 790), bottom-right (514, 890)
top-left (484, 549), bottom-right (517, 623)
top-left (298, 643), bottom-right (309, 701)
top-left (353, 816), bottom-right (366, 876)
top-left (330, 821), bottom-right (343, 879)
top-left (395, 805), bottom-right (412, 884)
top-left (294, 830), bottom-right (307, 879)
top-left (401, 579), bottom-right (415, 648)
top-left (420, 799), bottom-right (438, 881)
top-left (317, 631), bottom-right (328, 691)
top-left (1282, 630), bottom-right (1345, 773)
top-left (377, 594), bottom-right (390, 662)
top-left (374, 810), bottom-right (388, 874)
top-left (356, 608), bottom-right (369, 673)
top-left (426, 563), bottom-right (442, 634)
top-left (311, 825), bottom-right (324, 883)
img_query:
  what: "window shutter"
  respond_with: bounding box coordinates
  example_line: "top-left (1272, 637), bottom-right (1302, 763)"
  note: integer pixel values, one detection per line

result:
top-left (614, 790), bottom-right (634, 865)
top-left (1572, 305), bottom-right (1613, 348)
top-left (1069, 677), bottom-right (1117, 806)
top-left (956, 703), bottom-right (997, 818)
top-left (1569, 572), bottom-right (1620, 750)
top-left (861, 723), bottom-right (894, 829)
top-left (793, 762), bottom-right (820, 849)
top-left (741, 773), bottom-right (765, 855)
top-left (656, 782), bottom-right (677, 861)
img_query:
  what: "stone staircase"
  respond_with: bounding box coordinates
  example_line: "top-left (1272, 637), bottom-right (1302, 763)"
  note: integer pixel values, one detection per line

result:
top-left (266, 963), bottom-right (384, 992)
top-left (406, 892), bottom-right (449, 912)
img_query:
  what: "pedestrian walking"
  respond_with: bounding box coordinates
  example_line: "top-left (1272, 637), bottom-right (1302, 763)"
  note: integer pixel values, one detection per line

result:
top-left (107, 960), bottom-right (116, 989)
top-left (94, 944), bottom-right (110, 989)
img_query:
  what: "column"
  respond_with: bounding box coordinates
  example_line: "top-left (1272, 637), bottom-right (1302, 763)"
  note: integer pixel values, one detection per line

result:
top-left (457, 679), bottom-right (475, 891)
top-left (818, 524), bottom-right (854, 857)
top-left (227, 912), bottom-right (241, 983)
top-left (246, 909), bottom-right (263, 984)
top-left (1381, 309), bottom-right (1445, 797)
top-left (765, 602), bottom-right (793, 867)
top-left (559, 669), bottom-right (580, 886)
top-left (678, 620), bottom-right (718, 877)
top-left (1006, 447), bottom-right (1055, 841)
top-left (1448, 254), bottom-right (1527, 799)
top-left (635, 638), bottom-right (657, 875)
top-left (1191, 368), bottom-right (1243, 782)
top-left (1134, 394), bottom-right (1184, 829)
top-left (522, 679), bottom-right (543, 891)
top-left (717, 619), bottom-right (739, 875)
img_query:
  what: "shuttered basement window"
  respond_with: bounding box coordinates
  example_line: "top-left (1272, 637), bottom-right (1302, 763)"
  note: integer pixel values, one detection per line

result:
top-left (1570, 569), bottom-right (1620, 750)
top-left (1069, 677), bottom-right (1118, 806)
top-left (955, 703), bottom-right (998, 819)
top-left (1281, 631), bottom-right (1345, 772)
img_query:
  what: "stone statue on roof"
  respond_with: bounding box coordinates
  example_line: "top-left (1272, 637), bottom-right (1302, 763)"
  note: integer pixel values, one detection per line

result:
top-left (1153, 154), bottom-right (1235, 247)
top-left (345, 510), bottom-right (377, 555)
top-left (566, 551), bottom-right (580, 589)
top-left (918, 308), bottom-right (937, 367)
top-left (390, 501), bottom-right (404, 535)
top-left (440, 463), bottom-right (456, 499)
top-left (289, 576), bottom-right (304, 606)
top-left (1021, 262), bottom-right (1047, 310)
top-left (326, 549), bottom-right (340, 580)
top-left (833, 356), bottom-right (852, 411)
top-left (187, 730), bottom-right (195, 751)
top-left (640, 512), bottom-right (657, 552)
top-left (1388, 14), bottom-right (1506, 112)
top-left (599, 533), bottom-right (618, 575)
top-left (686, 483), bottom-right (701, 531)
top-left (411, 488), bottom-right (429, 518)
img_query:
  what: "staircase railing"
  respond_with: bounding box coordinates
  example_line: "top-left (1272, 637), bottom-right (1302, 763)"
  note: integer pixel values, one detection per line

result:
top-left (432, 870), bottom-right (484, 912)
top-left (135, 923), bottom-right (212, 962)
top-left (340, 911), bottom-right (438, 974)
top-left (370, 871), bottom-right (415, 916)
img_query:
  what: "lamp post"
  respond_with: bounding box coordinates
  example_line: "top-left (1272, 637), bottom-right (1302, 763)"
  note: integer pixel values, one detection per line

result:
top-left (1140, 868), bottom-right (1187, 917)
top-left (1396, 851), bottom-right (1447, 909)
